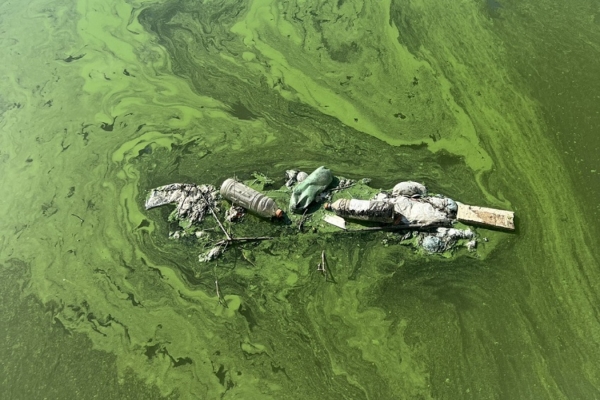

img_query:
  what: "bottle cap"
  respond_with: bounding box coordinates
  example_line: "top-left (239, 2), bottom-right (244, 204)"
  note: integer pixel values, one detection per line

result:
top-left (275, 209), bottom-right (284, 218)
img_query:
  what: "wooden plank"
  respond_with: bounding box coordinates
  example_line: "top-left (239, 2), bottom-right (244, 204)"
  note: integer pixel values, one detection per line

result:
top-left (456, 203), bottom-right (515, 230)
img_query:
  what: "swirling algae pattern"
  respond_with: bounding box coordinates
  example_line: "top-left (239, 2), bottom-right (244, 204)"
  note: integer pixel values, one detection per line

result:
top-left (1, 0), bottom-right (599, 398)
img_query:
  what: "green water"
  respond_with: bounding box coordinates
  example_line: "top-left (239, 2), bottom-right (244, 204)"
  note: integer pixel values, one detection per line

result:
top-left (1, 0), bottom-right (599, 398)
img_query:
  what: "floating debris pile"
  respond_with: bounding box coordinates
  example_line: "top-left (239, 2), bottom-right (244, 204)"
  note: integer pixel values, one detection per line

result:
top-left (145, 183), bottom-right (218, 225)
top-left (420, 227), bottom-right (476, 254)
top-left (144, 166), bottom-right (515, 260)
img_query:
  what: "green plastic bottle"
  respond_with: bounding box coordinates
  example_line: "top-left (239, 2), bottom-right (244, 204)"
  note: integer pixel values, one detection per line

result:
top-left (289, 166), bottom-right (333, 213)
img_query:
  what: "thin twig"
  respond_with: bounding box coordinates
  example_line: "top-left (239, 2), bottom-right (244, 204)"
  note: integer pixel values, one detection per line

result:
top-left (321, 251), bottom-right (327, 276)
top-left (298, 208), bottom-right (308, 231)
top-left (317, 250), bottom-right (327, 279)
top-left (214, 236), bottom-right (273, 247)
top-left (71, 214), bottom-right (84, 225)
top-left (241, 250), bottom-right (256, 267)
top-left (349, 221), bottom-right (451, 232)
top-left (200, 192), bottom-right (231, 241)
top-left (215, 278), bottom-right (227, 307)
top-left (210, 205), bottom-right (231, 240)
top-left (329, 183), bottom-right (355, 192)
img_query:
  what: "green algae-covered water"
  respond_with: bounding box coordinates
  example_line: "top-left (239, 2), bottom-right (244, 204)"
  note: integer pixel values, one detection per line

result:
top-left (2, 0), bottom-right (600, 398)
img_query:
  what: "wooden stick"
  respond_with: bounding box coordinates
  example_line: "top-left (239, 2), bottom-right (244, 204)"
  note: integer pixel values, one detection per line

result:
top-left (349, 221), bottom-right (451, 232)
top-left (298, 208), bottom-right (308, 231)
top-left (321, 250), bottom-right (327, 277)
top-left (200, 192), bottom-right (231, 241)
top-left (241, 250), bottom-right (256, 267)
top-left (71, 213), bottom-right (85, 225)
top-left (329, 183), bottom-right (355, 192)
top-left (214, 236), bottom-right (273, 247)
top-left (215, 278), bottom-right (227, 307)
top-left (317, 250), bottom-right (326, 277)
top-left (210, 205), bottom-right (231, 241)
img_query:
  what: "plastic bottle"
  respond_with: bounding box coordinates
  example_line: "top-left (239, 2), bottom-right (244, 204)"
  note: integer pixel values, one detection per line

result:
top-left (220, 179), bottom-right (283, 218)
top-left (324, 199), bottom-right (395, 223)
top-left (289, 166), bottom-right (333, 213)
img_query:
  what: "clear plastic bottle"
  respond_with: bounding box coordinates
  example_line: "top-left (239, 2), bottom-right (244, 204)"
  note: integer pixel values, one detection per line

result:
top-left (220, 179), bottom-right (283, 218)
top-left (324, 199), bottom-right (395, 223)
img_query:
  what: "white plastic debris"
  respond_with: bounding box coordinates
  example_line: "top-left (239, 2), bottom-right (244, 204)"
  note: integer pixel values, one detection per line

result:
top-left (391, 181), bottom-right (427, 197)
top-left (391, 197), bottom-right (451, 225)
top-left (297, 171), bottom-right (308, 183)
top-left (285, 169), bottom-right (308, 188)
top-left (225, 205), bottom-right (245, 222)
top-left (145, 183), bottom-right (218, 224)
top-left (199, 246), bottom-right (224, 262)
top-left (434, 227), bottom-right (474, 239)
top-left (323, 214), bottom-right (347, 230)
top-left (420, 227), bottom-right (477, 253)
top-left (466, 240), bottom-right (477, 251)
top-left (422, 236), bottom-right (444, 253)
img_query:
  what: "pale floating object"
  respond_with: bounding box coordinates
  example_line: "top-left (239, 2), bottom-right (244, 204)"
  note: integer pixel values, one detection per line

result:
top-left (220, 178), bottom-right (283, 218)
top-left (323, 214), bottom-right (346, 230)
top-left (325, 199), bottom-right (395, 223)
top-left (456, 203), bottom-right (515, 230)
top-left (391, 181), bottom-right (428, 197)
top-left (199, 246), bottom-right (224, 262)
top-left (145, 183), bottom-right (218, 225)
top-left (296, 171), bottom-right (308, 183)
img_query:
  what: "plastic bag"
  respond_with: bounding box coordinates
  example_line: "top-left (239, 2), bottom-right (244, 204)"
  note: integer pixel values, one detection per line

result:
top-left (289, 166), bottom-right (333, 213)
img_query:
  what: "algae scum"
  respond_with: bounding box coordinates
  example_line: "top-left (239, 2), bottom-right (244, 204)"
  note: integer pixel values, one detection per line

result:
top-left (2, 0), bottom-right (600, 399)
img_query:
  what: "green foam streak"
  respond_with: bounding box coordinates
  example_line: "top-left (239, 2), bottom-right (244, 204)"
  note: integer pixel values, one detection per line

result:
top-left (1, 0), bottom-right (599, 398)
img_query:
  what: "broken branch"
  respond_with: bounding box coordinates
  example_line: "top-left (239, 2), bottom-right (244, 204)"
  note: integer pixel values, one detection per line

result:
top-left (200, 192), bottom-right (231, 241)
top-left (349, 221), bottom-right (451, 232)
top-left (214, 236), bottom-right (273, 247)
top-left (317, 250), bottom-right (327, 279)
top-left (298, 208), bottom-right (309, 231)
top-left (71, 213), bottom-right (84, 225)
top-left (215, 278), bottom-right (227, 307)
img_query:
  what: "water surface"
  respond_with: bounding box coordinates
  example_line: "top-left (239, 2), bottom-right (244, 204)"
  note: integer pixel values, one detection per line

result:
top-left (1, 0), bottom-right (599, 398)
